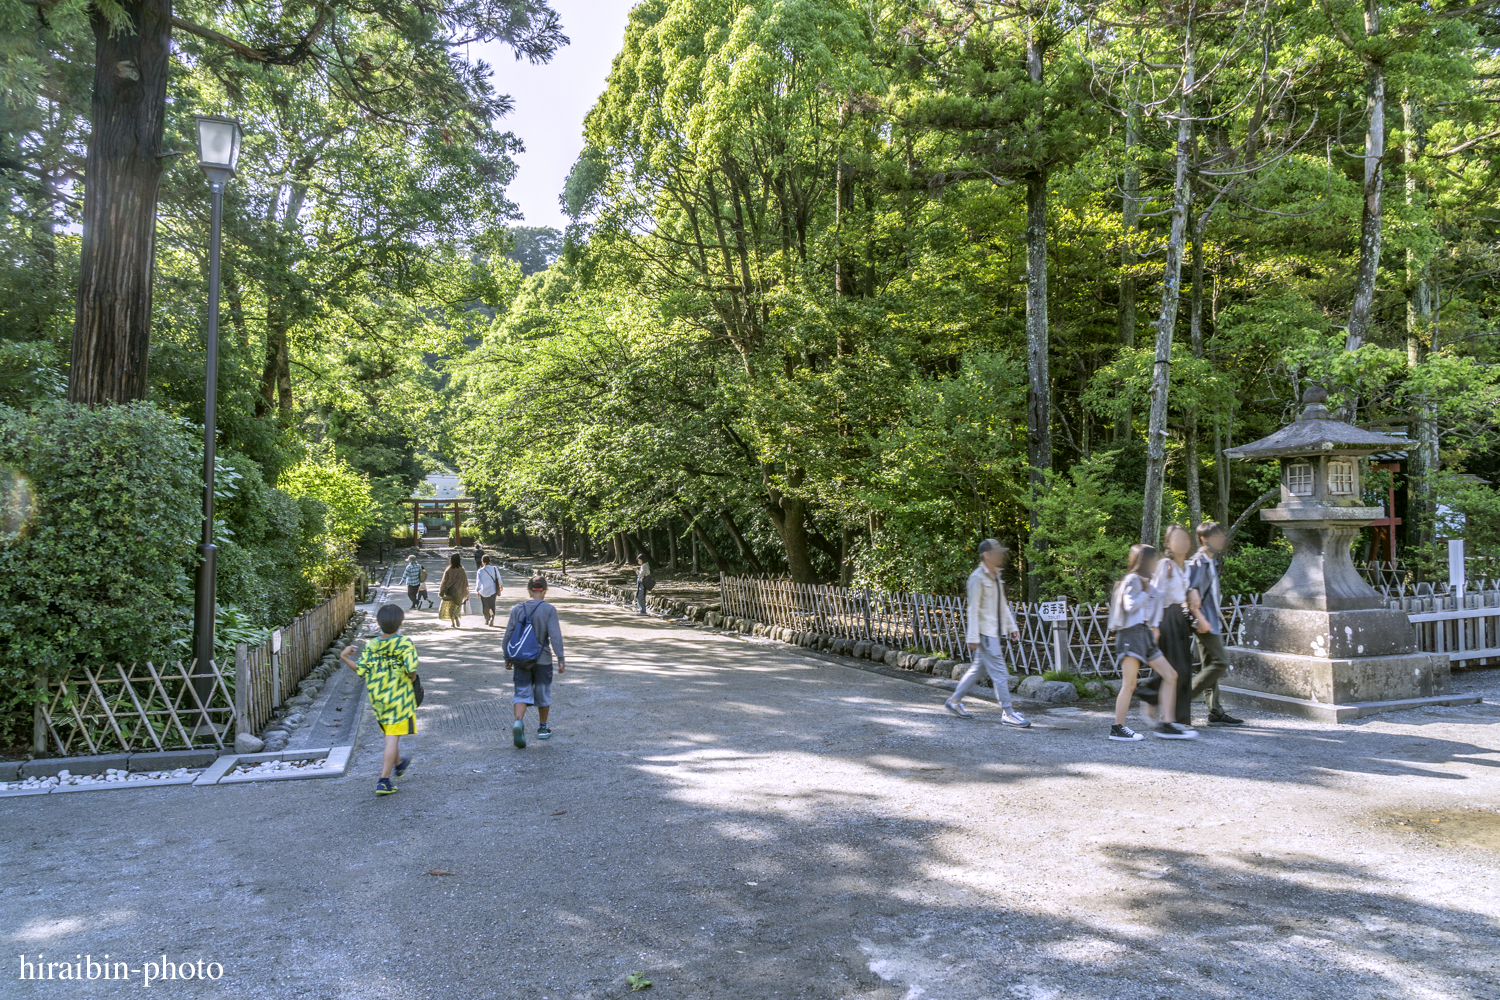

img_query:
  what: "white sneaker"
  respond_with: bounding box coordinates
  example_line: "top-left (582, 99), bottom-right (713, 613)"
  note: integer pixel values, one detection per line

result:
top-left (1001, 711), bottom-right (1031, 728)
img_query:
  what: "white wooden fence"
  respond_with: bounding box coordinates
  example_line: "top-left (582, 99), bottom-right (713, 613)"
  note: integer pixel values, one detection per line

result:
top-left (34, 586), bottom-right (355, 756)
top-left (719, 576), bottom-right (1500, 676)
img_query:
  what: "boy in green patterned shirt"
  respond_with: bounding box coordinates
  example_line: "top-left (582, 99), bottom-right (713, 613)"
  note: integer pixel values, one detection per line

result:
top-left (340, 603), bottom-right (419, 795)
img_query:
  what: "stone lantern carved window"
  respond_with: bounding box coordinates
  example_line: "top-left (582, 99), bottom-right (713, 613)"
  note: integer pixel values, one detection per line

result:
top-left (1328, 460), bottom-right (1356, 495)
top-left (1286, 462), bottom-right (1314, 496)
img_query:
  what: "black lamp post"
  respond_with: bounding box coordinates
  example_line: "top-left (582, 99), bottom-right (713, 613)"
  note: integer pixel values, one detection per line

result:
top-left (190, 114), bottom-right (241, 683)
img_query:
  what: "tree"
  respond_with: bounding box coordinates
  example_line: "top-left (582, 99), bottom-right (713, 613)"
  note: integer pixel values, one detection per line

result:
top-left (10, 0), bottom-right (567, 404)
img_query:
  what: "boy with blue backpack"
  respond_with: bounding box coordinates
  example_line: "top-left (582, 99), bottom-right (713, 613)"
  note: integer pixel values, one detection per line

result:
top-left (502, 576), bottom-right (566, 749)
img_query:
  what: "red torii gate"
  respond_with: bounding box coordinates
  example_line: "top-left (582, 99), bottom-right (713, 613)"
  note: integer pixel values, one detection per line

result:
top-left (410, 497), bottom-right (474, 548)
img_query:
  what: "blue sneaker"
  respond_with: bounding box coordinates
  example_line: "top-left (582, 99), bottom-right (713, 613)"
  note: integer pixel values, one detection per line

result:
top-left (537, 724), bottom-right (552, 740)
top-left (394, 756), bottom-right (411, 777)
top-left (512, 719), bottom-right (527, 749)
top-left (375, 777), bottom-right (397, 795)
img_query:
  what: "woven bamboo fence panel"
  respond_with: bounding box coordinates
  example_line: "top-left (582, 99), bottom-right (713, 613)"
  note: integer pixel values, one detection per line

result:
top-left (37, 586), bottom-right (355, 756)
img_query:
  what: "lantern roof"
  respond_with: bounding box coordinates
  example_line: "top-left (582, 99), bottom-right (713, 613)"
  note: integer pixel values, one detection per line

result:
top-left (1223, 386), bottom-right (1411, 461)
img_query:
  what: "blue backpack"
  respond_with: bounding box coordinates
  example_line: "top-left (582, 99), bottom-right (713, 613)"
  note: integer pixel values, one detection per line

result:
top-left (506, 600), bottom-right (544, 669)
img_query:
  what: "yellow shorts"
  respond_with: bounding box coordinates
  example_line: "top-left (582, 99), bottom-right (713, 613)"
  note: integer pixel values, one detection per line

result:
top-left (380, 717), bottom-right (416, 736)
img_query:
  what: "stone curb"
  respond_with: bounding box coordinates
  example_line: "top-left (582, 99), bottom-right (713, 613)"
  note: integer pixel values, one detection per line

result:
top-left (196, 746), bottom-right (352, 786)
top-left (1, 748), bottom-right (221, 782)
top-left (51, 774), bottom-right (200, 794)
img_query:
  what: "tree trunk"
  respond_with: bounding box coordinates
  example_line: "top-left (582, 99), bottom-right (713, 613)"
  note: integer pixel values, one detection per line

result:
top-left (692, 520), bottom-right (732, 575)
top-left (1141, 27), bottom-right (1194, 545)
top-left (1345, 1), bottom-right (1385, 353)
top-left (630, 529), bottom-right (661, 568)
top-left (719, 511), bottom-right (764, 574)
top-left (67, 0), bottom-right (173, 405)
top-left (765, 495), bottom-right (816, 584)
top-left (1185, 201), bottom-right (1208, 530)
top-left (841, 526), bottom-right (857, 587)
top-left (1403, 96), bottom-right (1435, 553)
top-left (1214, 416), bottom-right (1231, 528)
top-left (1116, 82), bottom-right (1141, 443)
top-left (256, 313), bottom-right (292, 417)
top-left (1024, 26), bottom-right (1051, 600)
top-left (667, 521), bottom-right (679, 571)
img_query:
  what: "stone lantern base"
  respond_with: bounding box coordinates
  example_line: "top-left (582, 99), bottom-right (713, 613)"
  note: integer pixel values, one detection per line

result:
top-left (1221, 605), bottom-right (1479, 722)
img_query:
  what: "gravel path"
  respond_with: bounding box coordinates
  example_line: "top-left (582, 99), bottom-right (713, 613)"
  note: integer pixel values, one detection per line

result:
top-left (5, 566), bottom-right (1500, 999)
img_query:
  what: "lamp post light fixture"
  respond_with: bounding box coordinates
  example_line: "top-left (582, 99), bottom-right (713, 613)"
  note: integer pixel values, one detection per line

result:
top-left (190, 114), bottom-right (241, 697)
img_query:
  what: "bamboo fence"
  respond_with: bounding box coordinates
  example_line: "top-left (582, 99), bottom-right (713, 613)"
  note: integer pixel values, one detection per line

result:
top-left (35, 585), bottom-right (355, 756)
top-left (717, 576), bottom-right (1500, 677)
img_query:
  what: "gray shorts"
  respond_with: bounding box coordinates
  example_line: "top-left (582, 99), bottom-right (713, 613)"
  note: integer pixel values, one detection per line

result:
top-left (1114, 624), bottom-right (1160, 666)
top-left (513, 661), bottom-right (553, 707)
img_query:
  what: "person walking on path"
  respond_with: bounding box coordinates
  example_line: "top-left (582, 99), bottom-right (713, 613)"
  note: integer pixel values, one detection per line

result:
top-left (400, 554), bottom-right (423, 610)
top-left (438, 552), bottom-right (469, 628)
top-left (635, 553), bottom-right (651, 614)
top-left (415, 561), bottom-right (433, 610)
top-left (1137, 524), bottom-right (1196, 724)
top-left (473, 541), bottom-right (485, 570)
top-left (339, 603), bottom-right (418, 796)
top-left (475, 554), bottom-right (504, 627)
top-left (503, 576), bottom-right (566, 749)
top-left (945, 539), bottom-right (1030, 727)
top-left (1187, 521), bottom-right (1245, 726)
top-left (1108, 544), bottom-right (1197, 742)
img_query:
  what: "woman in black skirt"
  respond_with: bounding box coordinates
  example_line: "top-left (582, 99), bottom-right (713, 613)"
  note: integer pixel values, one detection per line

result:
top-left (1145, 524), bottom-right (1197, 725)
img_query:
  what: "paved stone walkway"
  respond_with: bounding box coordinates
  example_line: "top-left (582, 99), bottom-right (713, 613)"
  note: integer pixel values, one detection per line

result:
top-left (5, 560), bottom-right (1500, 999)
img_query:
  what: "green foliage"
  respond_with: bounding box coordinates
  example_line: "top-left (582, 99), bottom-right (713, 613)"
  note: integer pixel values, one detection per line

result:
top-left (215, 455), bottom-right (327, 628)
top-left (278, 459), bottom-right (376, 543)
top-left (0, 402), bottom-right (198, 704)
top-left (1221, 542), bottom-right (1293, 597)
top-left (1026, 453), bottom-right (1136, 604)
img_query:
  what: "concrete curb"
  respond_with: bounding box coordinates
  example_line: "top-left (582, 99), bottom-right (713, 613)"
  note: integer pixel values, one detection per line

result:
top-left (1, 748), bottom-right (221, 781)
top-left (196, 746), bottom-right (352, 785)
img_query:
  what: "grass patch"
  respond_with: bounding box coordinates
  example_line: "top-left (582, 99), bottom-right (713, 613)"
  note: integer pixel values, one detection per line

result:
top-left (1041, 670), bottom-right (1094, 698)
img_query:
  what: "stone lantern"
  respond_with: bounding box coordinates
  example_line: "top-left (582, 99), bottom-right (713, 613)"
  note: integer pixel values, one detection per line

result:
top-left (1220, 386), bottom-right (1476, 720)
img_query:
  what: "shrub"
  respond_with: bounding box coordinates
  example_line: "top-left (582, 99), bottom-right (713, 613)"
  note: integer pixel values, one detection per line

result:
top-left (0, 402), bottom-right (199, 708)
top-left (1027, 451), bottom-right (1137, 603)
top-left (278, 458), bottom-right (376, 543)
top-left (1222, 540), bottom-right (1292, 596)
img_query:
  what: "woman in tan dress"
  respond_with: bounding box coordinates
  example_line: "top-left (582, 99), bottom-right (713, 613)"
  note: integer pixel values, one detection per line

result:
top-left (437, 552), bottom-right (469, 628)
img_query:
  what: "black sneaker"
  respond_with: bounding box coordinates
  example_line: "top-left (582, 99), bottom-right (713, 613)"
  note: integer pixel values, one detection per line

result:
top-left (537, 724), bottom-right (552, 740)
top-left (375, 777), bottom-right (397, 795)
top-left (394, 756), bottom-right (411, 778)
top-left (1156, 722), bottom-right (1199, 740)
top-left (1209, 712), bottom-right (1245, 726)
top-left (1110, 724), bottom-right (1143, 742)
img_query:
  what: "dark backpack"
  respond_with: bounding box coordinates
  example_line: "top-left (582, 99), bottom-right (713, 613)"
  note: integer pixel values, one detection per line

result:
top-left (506, 600), bottom-right (544, 669)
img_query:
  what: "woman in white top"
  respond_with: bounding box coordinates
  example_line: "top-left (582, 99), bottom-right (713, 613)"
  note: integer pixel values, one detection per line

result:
top-left (1109, 543), bottom-right (1196, 742)
top-left (1141, 524), bottom-right (1196, 725)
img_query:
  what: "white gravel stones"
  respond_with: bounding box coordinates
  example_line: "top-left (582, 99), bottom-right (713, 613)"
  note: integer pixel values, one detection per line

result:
top-left (229, 757), bottom-right (330, 776)
top-left (0, 767), bottom-right (202, 793)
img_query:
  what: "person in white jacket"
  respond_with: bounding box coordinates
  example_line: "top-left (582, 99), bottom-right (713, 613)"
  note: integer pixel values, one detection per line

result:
top-left (945, 539), bottom-right (1029, 726)
top-left (1108, 544), bottom-right (1196, 742)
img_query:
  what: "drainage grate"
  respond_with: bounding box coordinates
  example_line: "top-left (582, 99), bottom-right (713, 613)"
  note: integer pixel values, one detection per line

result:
top-left (420, 700), bottom-right (513, 735)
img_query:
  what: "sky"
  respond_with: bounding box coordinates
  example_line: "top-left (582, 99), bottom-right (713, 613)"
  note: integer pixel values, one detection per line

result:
top-left (471, 0), bottom-right (639, 232)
